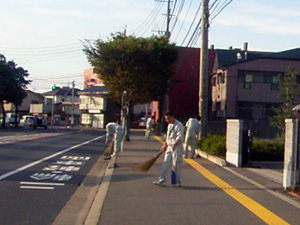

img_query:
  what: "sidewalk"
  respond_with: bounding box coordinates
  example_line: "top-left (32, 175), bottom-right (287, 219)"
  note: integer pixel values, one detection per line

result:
top-left (93, 130), bottom-right (300, 225)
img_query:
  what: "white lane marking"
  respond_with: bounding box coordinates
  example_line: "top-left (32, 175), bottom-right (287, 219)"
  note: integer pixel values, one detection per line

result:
top-left (20, 186), bottom-right (55, 190)
top-left (0, 135), bottom-right (105, 181)
top-left (20, 182), bottom-right (65, 186)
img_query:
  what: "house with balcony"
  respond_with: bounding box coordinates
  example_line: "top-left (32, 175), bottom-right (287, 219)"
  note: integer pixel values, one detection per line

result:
top-left (78, 84), bottom-right (120, 128)
top-left (31, 86), bottom-right (81, 125)
top-left (211, 46), bottom-right (300, 122)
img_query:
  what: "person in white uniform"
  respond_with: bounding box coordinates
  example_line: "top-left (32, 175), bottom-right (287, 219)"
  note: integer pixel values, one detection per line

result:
top-left (184, 116), bottom-right (201, 159)
top-left (105, 122), bottom-right (124, 157)
top-left (145, 116), bottom-right (154, 139)
top-left (153, 112), bottom-right (184, 187)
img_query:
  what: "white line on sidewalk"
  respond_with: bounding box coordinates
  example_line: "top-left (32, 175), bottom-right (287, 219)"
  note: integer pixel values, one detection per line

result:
top-left (0, 135), bottom-right (105, 181)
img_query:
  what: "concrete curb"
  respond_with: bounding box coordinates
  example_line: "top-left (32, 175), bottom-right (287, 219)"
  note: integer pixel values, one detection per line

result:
top-left (196, 149), bottom-right (227, 167)
top-left (52, 150), bottom-right (108, 225)
top-left (84, 156), bottom-right (116, 225)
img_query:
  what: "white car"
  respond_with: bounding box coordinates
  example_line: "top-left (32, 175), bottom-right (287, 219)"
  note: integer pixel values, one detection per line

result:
top-left (5, 113), bottom-right (20, 125)
top-left (20, 115), bottom-right (34, 127)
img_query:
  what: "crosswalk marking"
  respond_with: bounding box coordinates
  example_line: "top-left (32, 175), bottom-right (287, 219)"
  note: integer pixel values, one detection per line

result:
top-left (20, 181), bottom-right (65, 186)
top-left (20, 186), bottom-right (54, 190)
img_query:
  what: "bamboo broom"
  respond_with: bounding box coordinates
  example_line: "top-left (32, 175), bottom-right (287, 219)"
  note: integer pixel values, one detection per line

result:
top-left (104, 142), bottom-right (114, 160)
top-left (135, 151), bottom-right (163, 172)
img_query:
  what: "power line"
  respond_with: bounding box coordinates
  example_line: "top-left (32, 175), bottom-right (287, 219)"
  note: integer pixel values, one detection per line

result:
top-left (170, 0), bottom-right (186, 35)
top-left (0, 43), bottom-right (81, 51)
top-left (131, 1), bottom-right (162, 34)
top-left (134, 1), bottom-right (165, 36)
top-left (180, 1), bottom-right (202, 46)
top-left (210, 0), bottom-right (233, 23)
top-left (172, 0), bottom-right (195, 42)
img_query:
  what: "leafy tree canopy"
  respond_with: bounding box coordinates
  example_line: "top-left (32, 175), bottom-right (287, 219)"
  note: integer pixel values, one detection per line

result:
top-left (83, 32), bottom-right (178, 105)
top-left (0, 54), bottom-right (31, 127)
top-left (0, 55), bottom-right (30, 105)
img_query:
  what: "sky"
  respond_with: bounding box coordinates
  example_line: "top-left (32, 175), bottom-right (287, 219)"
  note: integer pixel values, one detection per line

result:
top-left (1, 0), bottom-right (300, 93)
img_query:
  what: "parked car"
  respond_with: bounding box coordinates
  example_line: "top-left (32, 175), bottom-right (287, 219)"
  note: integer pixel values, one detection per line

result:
top-left (20, 115), bottom-right (34, 127)
top-left (5, 113), bottom-right (20, 125)
top-left (33, 115), bottom-right (47, 129)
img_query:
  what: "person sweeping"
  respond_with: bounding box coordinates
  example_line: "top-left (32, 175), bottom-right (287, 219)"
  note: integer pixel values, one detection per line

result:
top-left (105, 122), bottom-right (124, 158)
top-left (153, 111), bottom-right (184, 187)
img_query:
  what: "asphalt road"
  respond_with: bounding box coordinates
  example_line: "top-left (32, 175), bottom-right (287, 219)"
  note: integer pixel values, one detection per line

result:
top-left (0, 127), bottom-right (106, 225)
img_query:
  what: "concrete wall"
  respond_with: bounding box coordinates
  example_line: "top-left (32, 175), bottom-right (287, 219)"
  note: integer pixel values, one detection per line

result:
top-left (283, 119), bottom-right (298, 189)
top-left (226, 119), bottom-right (243, 167)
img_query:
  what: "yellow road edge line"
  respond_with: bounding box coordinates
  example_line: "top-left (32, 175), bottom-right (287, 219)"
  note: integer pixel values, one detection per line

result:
top-left (153, 135), bottom-right (290, 225)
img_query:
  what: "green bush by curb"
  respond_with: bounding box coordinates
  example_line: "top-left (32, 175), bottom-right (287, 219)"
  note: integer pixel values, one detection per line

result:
top-left (198, 134), bottom-right (226, 157)
top-left (251, 140), bottom-right (284, 161)
top-left (198, 134), bottom-right (284, 161)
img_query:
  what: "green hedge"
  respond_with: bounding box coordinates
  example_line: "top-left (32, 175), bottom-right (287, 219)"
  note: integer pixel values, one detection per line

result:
top-left (198, 134), bottom-right (226, 157)
top-left (251, 140), bottom-right (284, 161)
top-left (198, 135), bottom-right (284, 161)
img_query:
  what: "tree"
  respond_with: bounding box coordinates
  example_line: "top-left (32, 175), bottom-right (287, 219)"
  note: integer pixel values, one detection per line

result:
top-left (0, 54), bottom-right (31, 128)
top-left (84, 32), bottom-right (178, 139)
top-left (270, 66), bottom-right (299, 132)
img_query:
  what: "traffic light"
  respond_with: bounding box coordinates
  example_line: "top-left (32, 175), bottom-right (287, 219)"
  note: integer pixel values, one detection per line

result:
top-left (52, 85), bottom-right (57, 90)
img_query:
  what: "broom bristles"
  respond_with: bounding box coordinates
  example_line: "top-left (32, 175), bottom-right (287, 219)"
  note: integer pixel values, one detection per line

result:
top-left (107, 142), bottom-right (114, 155)
top-left (135, 151), bottom-right (163, 172)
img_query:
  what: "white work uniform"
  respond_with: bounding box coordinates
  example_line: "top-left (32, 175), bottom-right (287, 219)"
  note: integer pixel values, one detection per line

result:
top-left (184, 118), bottom-right (200, 158)
top-left (106, 122), bottom-right (124, 156)
top-left (159, 119), bottom-right (183, 185)
top-left (145, 117), bottom-right (152, 139)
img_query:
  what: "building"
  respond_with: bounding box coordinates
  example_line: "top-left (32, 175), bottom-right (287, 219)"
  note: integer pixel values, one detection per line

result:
top-left (152, 46), bottom-right (216, 123)
top-left (83, 68), bottom-right (151, 124)
top-left (211, 46), bottom-right (300, 121)
top-left (84, 68), bottom-right (103, 89)
top-left (4, 90), bottom-right (43, 115)
top-left (31, 86), bottom-right (81, 125)
top-left (78, 85), bottom-right (120, 128)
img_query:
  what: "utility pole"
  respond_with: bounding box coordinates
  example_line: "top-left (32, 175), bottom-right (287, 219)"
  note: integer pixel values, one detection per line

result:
top-left (199, 0), bottom-right (209, 138)
top-left (154, 0), bottom-right (172, 39)
top-left (121, 91), bottom-right (127, 151)
top-left (51, 84), bottom-right (57, 126)
top-left (166, 0), bottom-right (171, 40)
top-left (155, 0), bottom-right (172, 132)
top-left (71, 81), bottom-right (75, 127)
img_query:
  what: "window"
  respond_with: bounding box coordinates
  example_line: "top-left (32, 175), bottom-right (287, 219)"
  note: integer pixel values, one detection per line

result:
top-left (81, 113), bottom-right (92, 124)
top-left (244, 74), bottom-right (253, 89)
top-left (264, 74), bottom-right (280, 90)
top-left (45, 98), bottom-right (52, 105)
top-left (237, 102), bottom-right (253, 119)
top-left (271, 76), bottom-right (279, 90)
top-left (220, 73), bottom-right (225, 83)
top-left (212, 76), bottom-right (217, 86)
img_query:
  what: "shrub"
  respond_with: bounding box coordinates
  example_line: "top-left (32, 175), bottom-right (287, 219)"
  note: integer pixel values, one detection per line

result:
top-left (251, 140), bottom-right (284, 161)
top-left (198, 134), bottom-right (226, 157)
